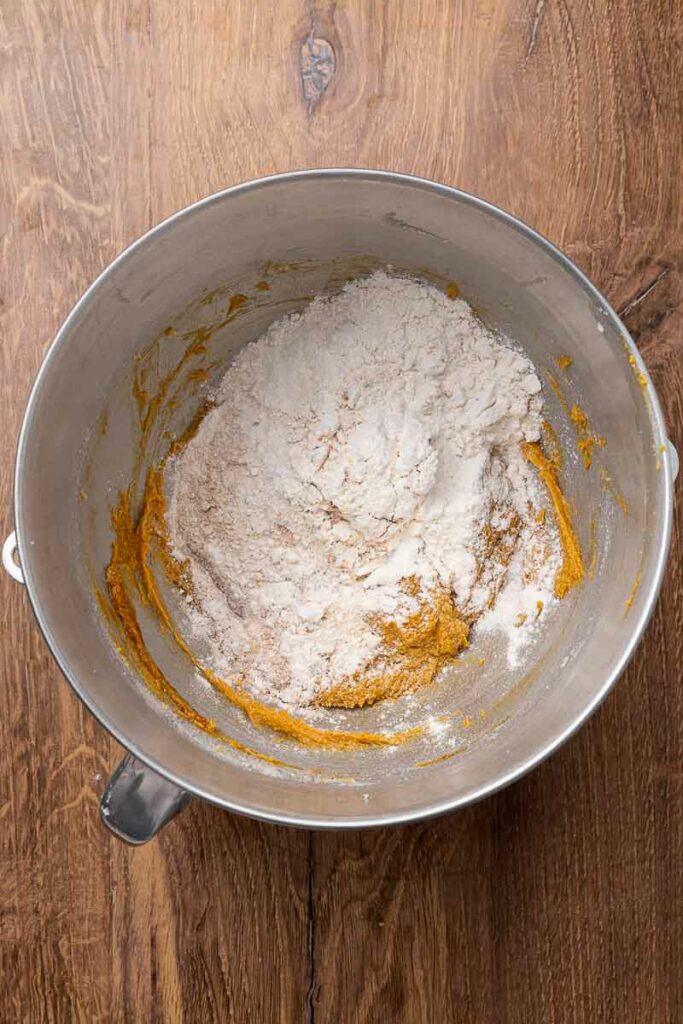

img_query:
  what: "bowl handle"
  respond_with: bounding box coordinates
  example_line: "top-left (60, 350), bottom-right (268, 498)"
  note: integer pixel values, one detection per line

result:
top-left (2, 531), bottom-right (24, 583)
top-left (667, 439), bottom-right (679, 481)
top-left (100, 752), bottom-right (191, 844)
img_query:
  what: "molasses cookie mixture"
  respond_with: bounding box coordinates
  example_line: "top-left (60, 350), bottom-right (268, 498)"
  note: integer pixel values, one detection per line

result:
top-left (167, 272), bottom-right (566, 709)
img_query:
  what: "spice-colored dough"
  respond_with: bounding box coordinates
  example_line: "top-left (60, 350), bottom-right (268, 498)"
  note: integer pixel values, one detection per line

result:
top-left (522, 441), bottom-right (585, 598)
top-left (317, 589), bottom-right (470, 708)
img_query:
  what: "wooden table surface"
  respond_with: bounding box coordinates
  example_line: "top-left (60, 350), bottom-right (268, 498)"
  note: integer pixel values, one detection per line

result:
top-left (1, 2), bottom-right (682, 1021)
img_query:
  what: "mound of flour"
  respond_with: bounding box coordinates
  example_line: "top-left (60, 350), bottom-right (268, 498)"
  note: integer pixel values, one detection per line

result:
top-left (168, 272), bottom-right (559, 706)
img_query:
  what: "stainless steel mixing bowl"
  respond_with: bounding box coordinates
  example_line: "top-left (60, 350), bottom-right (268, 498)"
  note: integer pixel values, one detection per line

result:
top-left (4, 170), bottom-right (676, 843)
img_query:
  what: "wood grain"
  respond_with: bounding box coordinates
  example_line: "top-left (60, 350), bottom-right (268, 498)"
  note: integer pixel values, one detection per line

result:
top-left (0, 1), bottom-right (681, 1020)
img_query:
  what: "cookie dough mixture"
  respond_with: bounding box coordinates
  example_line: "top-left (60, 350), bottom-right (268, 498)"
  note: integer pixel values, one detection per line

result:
top-left (167, 272), bottom-right (562, 709)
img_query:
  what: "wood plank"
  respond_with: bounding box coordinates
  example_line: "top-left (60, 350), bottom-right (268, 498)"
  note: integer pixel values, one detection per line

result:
top-left (0, 0), bottom-right (681, 1021)
top-left (303, 1), bottom-right (683, 1021)
top-left (0, 2), bottom-right (312, 1021)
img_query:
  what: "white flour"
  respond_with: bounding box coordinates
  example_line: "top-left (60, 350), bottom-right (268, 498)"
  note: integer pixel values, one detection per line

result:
top-left (168, 272), bottom-right (560, 706)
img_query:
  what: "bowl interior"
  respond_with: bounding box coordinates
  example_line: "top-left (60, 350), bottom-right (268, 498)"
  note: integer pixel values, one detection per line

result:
top-left (16, 173), bottom-right (670, 824)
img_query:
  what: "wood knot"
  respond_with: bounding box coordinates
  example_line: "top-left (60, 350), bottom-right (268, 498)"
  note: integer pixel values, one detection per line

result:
top-left (300, 34), bottom-right (336, 111)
